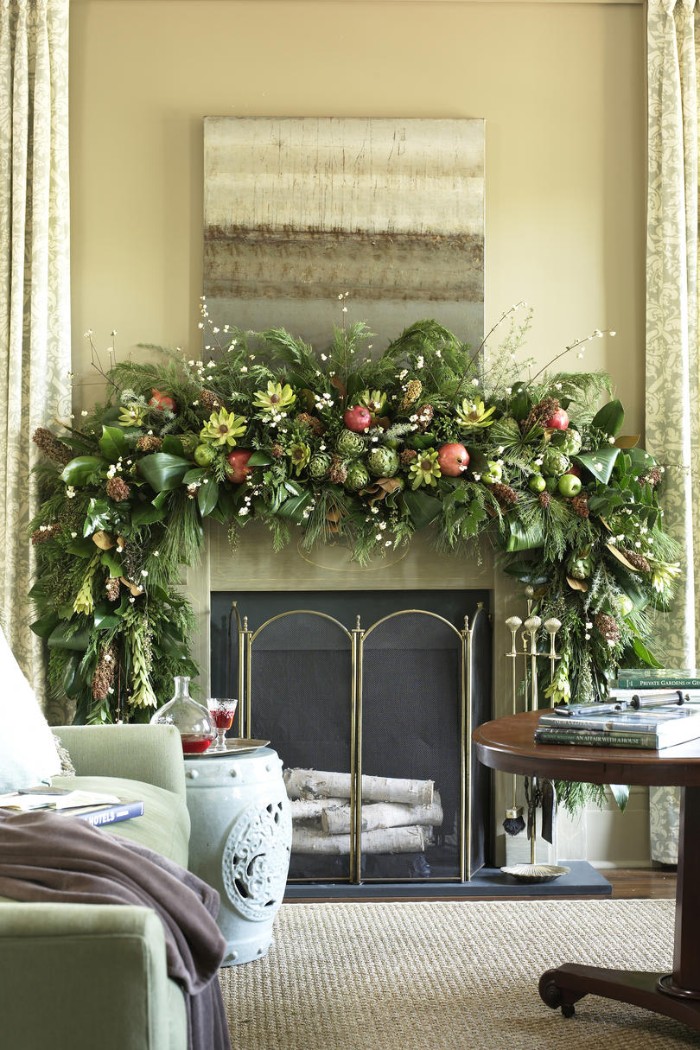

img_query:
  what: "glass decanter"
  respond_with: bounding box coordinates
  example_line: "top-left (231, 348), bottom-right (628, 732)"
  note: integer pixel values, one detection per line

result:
top-left (150, 676), bottom-right (215, 754)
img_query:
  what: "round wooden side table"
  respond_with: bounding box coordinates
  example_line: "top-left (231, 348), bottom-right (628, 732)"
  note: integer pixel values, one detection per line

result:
top-left (474, 709), bottom-right (700, 1030)
top-left (184, 745), bottom-right (292, 965)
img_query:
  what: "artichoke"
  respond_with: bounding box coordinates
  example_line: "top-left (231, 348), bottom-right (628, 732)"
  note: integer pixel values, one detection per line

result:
top-left (367, 446), bottom-right (400, 478)
top-left (308, 453), bottom-right (331, 480)
top-left (344, 463), bottom-right (370, 492)
top-left (541, 447), bottom-right (571, 477)
top-left (553, 427), bottom-right (582, 456)
top-left (336, 429), bottom-right (366, 459)
top-left (567, 549), bottom-right (593, 580)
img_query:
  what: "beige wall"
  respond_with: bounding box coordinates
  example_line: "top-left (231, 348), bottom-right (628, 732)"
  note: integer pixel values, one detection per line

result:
top-left (70, 0), bottom-right (646, 431)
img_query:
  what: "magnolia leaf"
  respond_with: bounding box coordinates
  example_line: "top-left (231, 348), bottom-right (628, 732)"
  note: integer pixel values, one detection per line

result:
top-left (48, 623), bottom-right (91, 651)
top-left (566, 575), bottom-right (589, 591)
top-left (98, 426), bottom-right (127, 461)
top-left (94, 605), bottom-right (121, 630)
top-left (30, 612), bottom-right (60, 639)
top-left (137, 453), bottom-right (190, 492)
top-left (606, 543), bottom-right (641, 572)
top-left (402, 489), bottom-right (442, 529)
top-left (91, 530), bottom-right (115, 550)
top-left (120, 576), bottom-right (144, 597)
top-left (615, 435), bottom-right (640, 450)
top-left (100, 551), bottom-right (122, 577)
top-left (573, 446), bottom-right (620, 484)
top-left (61, 653), bottom-right (83, 699)
top-left (505, 518), bottom-right (544, 552)
top-left (183, 468), bottom-right (206, 485)
top-left (197, 478), bottom-right (220, 517)
top-left (66, 536), bottom-right (95, 559)
top-left (591, 399), bottom-right (625, 437)
top-left (162, 435), bottom-right (186, 456)
top-left (632, 637), bottom-right (663, 668)
top-left (61, 456), bottom-right (105, 486)
top-left (331, 375), bottom-right (347, 399)
top-left (362, 477), bottom-right (404, 504)
top-left (131, 502), bottom-right (167, 526)
top-left (608, 784), bottom-right (629, 812)
top-left (276, 491), bottom-right (314, 522)
top-left (248, 451), bottom-right (273, 466)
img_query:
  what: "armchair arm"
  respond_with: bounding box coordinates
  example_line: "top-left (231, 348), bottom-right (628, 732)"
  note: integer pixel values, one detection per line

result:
top-left (53, 724), bottom-right (186, 799)
top-left (0, 903), bottom-right (186, 1050)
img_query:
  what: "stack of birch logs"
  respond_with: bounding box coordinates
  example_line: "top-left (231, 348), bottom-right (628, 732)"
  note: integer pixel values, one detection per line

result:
top-left (284, 768), bottom-right (443, 854)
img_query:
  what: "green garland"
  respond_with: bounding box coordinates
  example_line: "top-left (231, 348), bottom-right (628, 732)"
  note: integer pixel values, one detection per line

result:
top-left (30, 306), bottom-right (680, 774)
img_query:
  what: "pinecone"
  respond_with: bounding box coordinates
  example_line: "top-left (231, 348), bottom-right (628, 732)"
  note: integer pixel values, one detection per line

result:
top-left (91, 643), bottom-right (117, 701)
top-left (295, 412), bottom-right (324, 436)
top-left (399, 379), bottom-right (423, 411)
top-left (271, 443), bottom-right (285, 459)
top-left (400, 449), bottom-right (418, 466)
top-left (571, 493), bottom-right (590, 518)
top-left (136, 435), bottom-right (163, 452)
top-left (32, 427), bottom-right (74, 466)
top-left (491, 482), bottom-right (518, 508)
top-left (520, 396), bottom-right (560, 435)
top-left (199, 388), bottom-right (221, 412)
top-left (639, 466), bottom-right (662, 488)
top-left (328, 457), bottom-right (348, 485)
top-left (594, 612), bottom-right (621, 644)
top-left (31, 524), bottom-right (61, 544)
top-left (105, 577), bottom-right (121, 602)
top-left (106, 476), bottom-right (131, 502)
top-left (620, 548), bottom-right (651, 573)
top-left (538, 491), bottom-right (552, 510)
top-left (415, 404), bottom-right (434, 430)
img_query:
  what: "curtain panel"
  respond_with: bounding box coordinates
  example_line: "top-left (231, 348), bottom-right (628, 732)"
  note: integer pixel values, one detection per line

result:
top-left (646, 0), bottom-right (700, 863)
top-left (0, 0), bottom-right (71, 710)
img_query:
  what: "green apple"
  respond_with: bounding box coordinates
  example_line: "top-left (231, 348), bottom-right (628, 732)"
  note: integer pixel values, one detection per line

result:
top-left (193, 443), bottom-right (217, 467)
top-left (528, 474), bottom-right (546, 493)
top-left (557, 473), bottom-right (582, 498)
top-left (482, 460), bottom-right (502, 485)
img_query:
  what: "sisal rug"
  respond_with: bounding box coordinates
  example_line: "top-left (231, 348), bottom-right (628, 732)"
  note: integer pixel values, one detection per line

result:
top-left (218, 899), bottom-right (700, 1050)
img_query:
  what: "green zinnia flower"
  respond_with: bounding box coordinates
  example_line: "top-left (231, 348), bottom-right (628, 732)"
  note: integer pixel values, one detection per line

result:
top-left (199, 408), bottom-right (247, 447)
top-left (118, 404), bottom-right (146, 428)
top-left (408, 449), bottom-right (441, 490)
top-left (252, 381), bottom-right (296, 417)
top-left (289, 441), bottom-right (311, 476)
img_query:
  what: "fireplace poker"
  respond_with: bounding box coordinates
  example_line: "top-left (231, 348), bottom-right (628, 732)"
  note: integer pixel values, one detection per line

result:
top-left (502, 615), bottom-right (525, 836)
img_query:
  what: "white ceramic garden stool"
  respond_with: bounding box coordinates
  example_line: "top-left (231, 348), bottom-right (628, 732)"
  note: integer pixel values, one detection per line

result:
top-left (184, 745), bottom-right (292, 965)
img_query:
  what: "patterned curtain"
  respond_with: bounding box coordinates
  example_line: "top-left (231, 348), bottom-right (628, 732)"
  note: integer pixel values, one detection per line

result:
top-left (646, 0), bottom-right (700, 863)
top-left (0, 0), bottom-right (71, 711)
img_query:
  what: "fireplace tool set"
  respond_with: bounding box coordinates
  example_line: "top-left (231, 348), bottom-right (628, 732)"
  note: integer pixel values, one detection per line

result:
top-left (502, 592), bottom-right (566, 881)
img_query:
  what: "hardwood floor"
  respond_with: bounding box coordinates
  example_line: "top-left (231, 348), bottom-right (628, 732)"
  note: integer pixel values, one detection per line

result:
top-left (604, 866), bottom-right (677, 899)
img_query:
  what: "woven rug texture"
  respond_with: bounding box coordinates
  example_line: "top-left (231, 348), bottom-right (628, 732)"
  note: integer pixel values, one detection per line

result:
top-left (218, 898), bottom-right (700, 1050)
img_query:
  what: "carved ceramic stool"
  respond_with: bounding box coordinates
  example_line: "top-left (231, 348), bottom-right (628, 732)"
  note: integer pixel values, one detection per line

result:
top-left (184, 746), bottom-right (292, 965)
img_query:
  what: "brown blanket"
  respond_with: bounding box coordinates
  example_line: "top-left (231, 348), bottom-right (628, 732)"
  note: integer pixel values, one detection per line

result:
top-left (0, 809), bottom-right (231, 1050)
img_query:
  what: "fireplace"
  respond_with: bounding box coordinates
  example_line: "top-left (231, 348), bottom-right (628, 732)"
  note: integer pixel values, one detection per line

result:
top-left (185, 522), bottom-right (524, 895)
top-left (209, 590), bottom-right (492, 894)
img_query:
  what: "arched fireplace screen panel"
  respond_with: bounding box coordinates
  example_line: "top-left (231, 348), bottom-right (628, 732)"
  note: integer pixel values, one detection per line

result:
top-left (241, 605), bottom-right (491, 886)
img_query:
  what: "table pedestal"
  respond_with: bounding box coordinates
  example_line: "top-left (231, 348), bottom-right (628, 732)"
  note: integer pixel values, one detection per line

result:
top-left (539, 785), bottom-right (700, 1029)
top-left (185, 747), bottom-right (292, 966)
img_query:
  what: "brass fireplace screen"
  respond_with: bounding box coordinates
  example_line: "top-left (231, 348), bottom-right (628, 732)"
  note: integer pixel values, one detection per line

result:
top-left (224, 604), bottom-right (492, 886)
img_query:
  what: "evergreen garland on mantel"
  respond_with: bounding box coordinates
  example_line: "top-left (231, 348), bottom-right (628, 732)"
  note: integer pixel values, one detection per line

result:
top-left (30, 302), bottom-right (680, 808)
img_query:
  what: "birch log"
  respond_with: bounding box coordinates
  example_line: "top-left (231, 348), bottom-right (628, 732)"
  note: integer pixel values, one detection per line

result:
top-left (289, 797), bottom-right (346, 821)
top-left (321, 792), bottom-right (443, 836)
top-left (284, 768), bottom-right (434, 806)
top-left (292, 824), bottom-right (428, 855)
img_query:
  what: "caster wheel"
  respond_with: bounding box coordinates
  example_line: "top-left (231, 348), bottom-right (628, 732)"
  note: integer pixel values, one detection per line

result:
top-left (561, 1003), bottom-right (576, 1018)
top-left (539, 972), bottom-right (564, 1010)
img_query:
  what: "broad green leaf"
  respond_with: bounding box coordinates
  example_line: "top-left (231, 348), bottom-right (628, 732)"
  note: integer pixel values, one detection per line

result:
top-left (183, 468), bottom-right (207, 485)
top-left (162, 435), bottom-right (186, 457)
top-left (632, 637), bottom-right (663, 668)
top-left (248, 451), bottom-right (273, 466)
top-left (61, 653), bottom-right (83, 699)
top-left (574, 446), bottom-right (620, 484)
top-left (402, 489), bottom-right (442, 529)
top-left (509, 384), bottom-right (531, 422)
top-left (98, 425), bottom-right (127, 461)
top-left (152, 490), bottom-right (170, 509)
top-left (131, 502), bottom-right (167, 526)
top-left (61, 456), bottom-right (105, 486)
top-left (505, 517), bottom-right (545, 552)
top-left (100, 551), bottom-right (123, 577)
top-left (608, 784), bottom-right (629, 812)
top-left (137, 453), bottom-right (191, 492)
top-left (30, 612), bottom-right (60, 639)
top-left (48, 623), bottom-right (91, 651)
top-left (94, 605), bottom-right (121, 630)
top-left (276, 491), bottom-right (313, 522)
top-left (502, 559), bottom-right (550, 586)
top-left (66, 536), bottom-right (95, 559)
top-left (591, 399), bottom-right (625, 437)
top-left (197, 478), bottom-right (220, 517)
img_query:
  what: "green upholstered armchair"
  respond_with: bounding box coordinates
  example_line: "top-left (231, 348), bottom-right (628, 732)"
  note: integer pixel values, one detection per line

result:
top-left (0, 723), bottom-right (191, 1050)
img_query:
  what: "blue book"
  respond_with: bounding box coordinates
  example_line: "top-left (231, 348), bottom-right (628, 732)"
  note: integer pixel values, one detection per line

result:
top-left (67, 800), bottom-right (145, 827)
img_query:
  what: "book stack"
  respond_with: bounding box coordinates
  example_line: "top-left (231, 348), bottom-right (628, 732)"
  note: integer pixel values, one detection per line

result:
top-left (535, 668), bottom-right (700, 750)
top-left (0, 788), bottom-right (144, 826)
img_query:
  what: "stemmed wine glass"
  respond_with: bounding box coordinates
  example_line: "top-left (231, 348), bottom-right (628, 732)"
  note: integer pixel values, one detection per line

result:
top-left (207, 698), bottom-right (238, 752)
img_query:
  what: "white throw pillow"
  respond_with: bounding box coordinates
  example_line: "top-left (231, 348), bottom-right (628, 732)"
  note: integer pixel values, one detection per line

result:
top-left (0, 626), bottom-right (62, 792)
